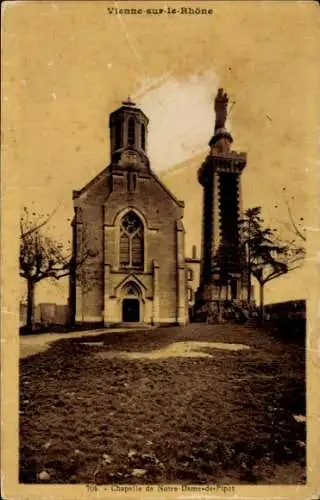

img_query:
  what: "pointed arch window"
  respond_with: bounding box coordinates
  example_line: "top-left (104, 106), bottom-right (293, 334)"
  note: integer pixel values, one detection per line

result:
top-left (120, 211), bottom-right (144, 269)
top-left (128, 117), bottom-right (135, 146)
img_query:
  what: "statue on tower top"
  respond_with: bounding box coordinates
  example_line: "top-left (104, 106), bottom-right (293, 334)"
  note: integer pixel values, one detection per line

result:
top-left (214, 88), bottom-right (229, 132)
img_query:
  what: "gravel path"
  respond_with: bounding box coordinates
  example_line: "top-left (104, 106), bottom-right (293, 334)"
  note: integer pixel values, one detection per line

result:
top-left (19, 327), bottom-right (150, 359)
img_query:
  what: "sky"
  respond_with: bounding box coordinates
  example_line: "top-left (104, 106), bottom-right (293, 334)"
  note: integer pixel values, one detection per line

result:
top-left (2, 0), bottom-right (319, 305)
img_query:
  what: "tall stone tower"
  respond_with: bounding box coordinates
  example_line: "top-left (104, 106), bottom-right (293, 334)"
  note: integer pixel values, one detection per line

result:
top-left (194, 88), bottom-right (249, 317)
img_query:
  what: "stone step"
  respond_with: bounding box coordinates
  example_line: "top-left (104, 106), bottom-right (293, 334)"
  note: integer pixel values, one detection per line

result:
top-left (117, 322), bottom-right (154, 329)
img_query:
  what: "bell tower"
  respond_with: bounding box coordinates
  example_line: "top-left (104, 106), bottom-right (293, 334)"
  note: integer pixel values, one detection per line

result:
top-left (109, 97), bottom-right (149, 168)
top-left (195, 88), bottom-right (249, 317)
top-left (106, 97), bottom-right (151, 193)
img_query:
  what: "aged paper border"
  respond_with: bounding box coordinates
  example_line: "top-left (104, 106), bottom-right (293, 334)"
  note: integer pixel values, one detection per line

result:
top-left (1, 0), bottom-right (319, 498)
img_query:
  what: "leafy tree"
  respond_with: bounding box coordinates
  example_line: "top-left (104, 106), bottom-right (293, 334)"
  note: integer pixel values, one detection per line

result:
top-left (20, 206), bottom-right (95, 331)
top-left (240, 207), bottom-right (305, 321)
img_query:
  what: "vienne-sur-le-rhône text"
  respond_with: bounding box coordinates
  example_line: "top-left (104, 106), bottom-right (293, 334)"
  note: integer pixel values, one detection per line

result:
top-left (105, 7), bottom-right (214, 16)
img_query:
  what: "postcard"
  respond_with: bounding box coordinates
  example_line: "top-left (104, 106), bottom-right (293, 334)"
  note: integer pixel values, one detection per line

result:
top-left (1, 1), bottom-right (319, 499)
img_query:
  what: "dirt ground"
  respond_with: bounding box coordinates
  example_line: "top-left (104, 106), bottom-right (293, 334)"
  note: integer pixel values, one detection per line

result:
top-left (19, 327), bottom-right (144, 359)
top-left (19, 323), bottom-right (306, 485)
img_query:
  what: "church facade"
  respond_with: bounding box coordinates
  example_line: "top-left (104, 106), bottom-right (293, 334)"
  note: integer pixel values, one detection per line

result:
top-left (69, 98), bottom-right (190, 326)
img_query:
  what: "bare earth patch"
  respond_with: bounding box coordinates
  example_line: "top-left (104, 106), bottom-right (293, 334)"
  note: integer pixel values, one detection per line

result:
top-left (20, 323), bottom-right (306, 485)
top-left (94, 341), bottom-right (250, 360)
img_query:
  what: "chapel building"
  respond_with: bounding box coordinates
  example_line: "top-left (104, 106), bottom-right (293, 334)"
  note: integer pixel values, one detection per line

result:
top-left (69, 98), bottom-right (190, 326)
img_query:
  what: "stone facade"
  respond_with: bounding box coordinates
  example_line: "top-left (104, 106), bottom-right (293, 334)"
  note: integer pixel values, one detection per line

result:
top-left (69, 99), bottom-right (189, 326)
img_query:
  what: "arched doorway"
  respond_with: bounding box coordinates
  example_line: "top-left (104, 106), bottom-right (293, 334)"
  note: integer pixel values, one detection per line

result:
top-left (122, 298), bottom-right (140, 322)
top-left (121, 282), bottom-right (141, 322)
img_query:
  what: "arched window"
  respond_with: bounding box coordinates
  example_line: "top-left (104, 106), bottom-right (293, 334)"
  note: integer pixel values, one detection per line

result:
top-left (187, 268), bottom-right (193, 281)
top-left (141, 123), bottom-right (145, 150)
top-left (120, 211), bottom-right (144, 269)
top-left (128, 118), bottom-right (135, 146)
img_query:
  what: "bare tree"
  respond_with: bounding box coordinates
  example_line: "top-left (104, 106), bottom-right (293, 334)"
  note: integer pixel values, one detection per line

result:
top-left (20, 207), bottom-right (95, 331)
top-left (20, 204), bottom-right (62, 239)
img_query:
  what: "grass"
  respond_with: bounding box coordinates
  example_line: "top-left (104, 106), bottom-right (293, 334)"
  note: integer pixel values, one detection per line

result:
top-left (19, 323), bottom-right (306, 485)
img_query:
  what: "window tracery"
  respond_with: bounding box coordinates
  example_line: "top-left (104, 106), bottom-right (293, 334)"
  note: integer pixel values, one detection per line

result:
top-left (124, 283), bottom-right (140, 296)
top-left (119, 211), bottom-right (144, 269)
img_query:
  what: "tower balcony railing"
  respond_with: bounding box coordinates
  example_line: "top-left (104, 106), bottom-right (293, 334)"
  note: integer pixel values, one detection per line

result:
top-left (211, 150), bottom-right (247, 161)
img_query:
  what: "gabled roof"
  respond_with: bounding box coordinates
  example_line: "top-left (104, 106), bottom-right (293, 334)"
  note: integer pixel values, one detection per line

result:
top-left (73, 163), bottom-right (184, 209)
top-left (73, 167), bottom-right (108, 199)
top-left (150, 170), bottom-right (184, 208)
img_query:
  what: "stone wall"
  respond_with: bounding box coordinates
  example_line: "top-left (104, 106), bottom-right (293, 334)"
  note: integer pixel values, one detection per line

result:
top-left (20, 303), bottom-right (70, 326)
